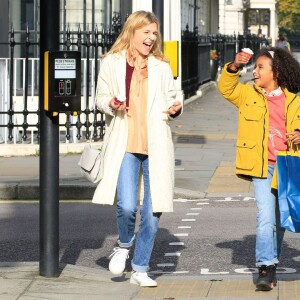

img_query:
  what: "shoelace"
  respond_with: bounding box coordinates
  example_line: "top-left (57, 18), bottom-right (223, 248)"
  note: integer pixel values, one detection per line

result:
top-left (109, 247), bottom-right (129, 259)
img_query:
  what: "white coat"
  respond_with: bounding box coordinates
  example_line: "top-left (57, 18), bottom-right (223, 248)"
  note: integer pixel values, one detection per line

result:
top-left (92, 51), bottom-right (182, 212)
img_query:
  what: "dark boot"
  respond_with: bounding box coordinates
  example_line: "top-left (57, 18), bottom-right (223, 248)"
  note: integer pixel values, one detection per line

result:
top-left (256, 265), bottom-right (276, 291)
top-left (271, 264), bottom-right (277, 287)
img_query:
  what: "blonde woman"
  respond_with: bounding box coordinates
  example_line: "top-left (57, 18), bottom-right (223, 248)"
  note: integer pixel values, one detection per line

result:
top-left (93, 11), bottom-right (182, 287)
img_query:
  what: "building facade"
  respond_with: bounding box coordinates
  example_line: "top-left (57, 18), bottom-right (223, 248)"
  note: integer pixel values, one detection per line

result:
top-left (219, 0), bottom-right (277, 45)
top-left (0, 0), bottom-right (270, 146)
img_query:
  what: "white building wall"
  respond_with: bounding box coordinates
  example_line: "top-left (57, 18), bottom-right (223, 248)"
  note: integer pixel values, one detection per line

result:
top-left (181, 0), bottom-right (210, 34)
top-left (132, 0), bottom-right (184, 100)
top-left (219, 0), bottom-right (245, 35)
top-left (61, 0), bottom-right (120, 30)
top-left (199, 0), bottom-right (210, 34)
top-left (164, 0), bottom-right (184, 100)
top-left (250, 0), bottom-right (277, 46)
top-left (220, 0), bottom-right (278, 45)
top-left (132, 0), bottom-right (152, 12)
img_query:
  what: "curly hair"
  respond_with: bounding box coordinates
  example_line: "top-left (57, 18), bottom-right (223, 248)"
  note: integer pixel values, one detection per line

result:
top-left (255, 47), bottom-right (300, 93)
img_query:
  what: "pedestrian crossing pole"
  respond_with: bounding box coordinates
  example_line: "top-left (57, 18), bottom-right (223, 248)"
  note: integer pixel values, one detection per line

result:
top-left (39, 0), bottom-right (60, 277)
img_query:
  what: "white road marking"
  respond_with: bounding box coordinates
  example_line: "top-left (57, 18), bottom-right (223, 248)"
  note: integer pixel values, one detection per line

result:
top-left (186, 212), bottom-right (199, 216)
top-left (175, 167), bottom-right (185, 171)
top-left (157, 263), bottom-right (175, 267)
top-left (215, 199), bottom-right (240, 202)
top-left (235, 267), bottom-right (296, 274)
top-left (201, 268), bottom-right (229, 275)
top-left (181, 219), bottom-right (196, 221)
top-left (173, 199), bottom-right (188, 202)
top-left (171, 271), bottom-right (189, 274)
top-left (196, 202), bottom-right (209, 205)
top-left (234, 268), bottom-right (257, 274)
top-left (190, 207), bottom-right (202, 210)
top-left (174, 233), bottom-right (188, 237)
top-left (178, 226), bottom-right (191, 229)
top-left (169, 242), bottom-right (185, 246)
top-left (243, 197), bottom-right (255, 201)
top-left (164, 252), bottom-right (181, 257)
top-left (150, 270), bottom-right (189, 274)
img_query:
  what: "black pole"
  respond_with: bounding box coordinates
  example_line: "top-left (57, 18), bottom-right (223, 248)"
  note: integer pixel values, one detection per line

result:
top-left (194, 0), bottom-right (196, 31)
top-left (152, 0), bottom-right (164, 43)
top-left (92, 0), bottom-right (95, 32)
top-left (39, 0), bottom-right (60, 277)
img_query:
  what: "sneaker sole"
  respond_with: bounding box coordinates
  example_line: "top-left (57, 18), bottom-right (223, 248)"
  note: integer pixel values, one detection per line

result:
top-left (108, 264), bottom-right (125, 276)
top-left (256, 282), bottom-right (273, 291)
top-left (130, 278), bottom-right (157, 287)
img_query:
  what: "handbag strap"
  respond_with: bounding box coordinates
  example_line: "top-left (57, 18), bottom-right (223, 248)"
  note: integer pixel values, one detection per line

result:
top-left (287, 139), bottom-right (299, 154)
top-left (88, 95), bottom-right (97, 143)
top-left (285, 140), bottom-right (300, 156)
top-left (89, 95), bottom-right (117, 148)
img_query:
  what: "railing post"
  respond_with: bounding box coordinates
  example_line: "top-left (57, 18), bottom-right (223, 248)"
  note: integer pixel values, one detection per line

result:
top-left (22, 25), bottom-right (30, 142)
top-left (8, 28), bottom-right (15, 142)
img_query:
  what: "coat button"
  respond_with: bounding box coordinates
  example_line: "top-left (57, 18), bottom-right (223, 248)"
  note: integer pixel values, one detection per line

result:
top-left (243, 143), bottom-right (246, 146)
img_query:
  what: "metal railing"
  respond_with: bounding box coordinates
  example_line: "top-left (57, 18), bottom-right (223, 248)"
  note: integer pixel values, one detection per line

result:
top-left (1, 17), bottom-right (264, 145)
top-left (181, 27), bottom-right (262, 97)
top-left (0, 13), bottom-right (122, 145)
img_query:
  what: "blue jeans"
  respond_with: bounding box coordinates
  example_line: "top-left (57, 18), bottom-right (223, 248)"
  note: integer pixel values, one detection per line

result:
top-left (252, 164), bottom-right (285, 267)
top-left (116, 152), bottom-right (161, 272)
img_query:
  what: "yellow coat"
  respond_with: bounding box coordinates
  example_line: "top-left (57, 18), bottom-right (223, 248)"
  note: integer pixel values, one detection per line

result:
top-left (218, 63), bottom-right (300, 180)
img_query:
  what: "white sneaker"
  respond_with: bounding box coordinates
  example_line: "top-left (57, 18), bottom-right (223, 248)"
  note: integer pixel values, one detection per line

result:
top-left (130, 271), bottom-right (157, 287)
top-left (108, 247), bottom-right (129, 275)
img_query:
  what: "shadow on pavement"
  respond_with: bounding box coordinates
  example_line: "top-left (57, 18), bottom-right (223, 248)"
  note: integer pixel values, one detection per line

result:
top-left (216, 234), bottom-right (300, 284)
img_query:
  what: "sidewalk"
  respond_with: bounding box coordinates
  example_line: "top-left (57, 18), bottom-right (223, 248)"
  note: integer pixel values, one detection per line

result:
top-left (0, 75), bottom-right (252, 201)
top-left (2, 69), bottom-right (300, 299)
top-left (2, 262), bottom-right (300, 299)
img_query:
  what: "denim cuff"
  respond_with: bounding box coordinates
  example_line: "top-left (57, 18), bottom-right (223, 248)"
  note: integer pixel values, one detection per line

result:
top-left (117, 234), bottom-right (135, 248)
top-left (256, 258), bottom-right (279, 267)
top-left (131, 260), bottom-right (149, 273)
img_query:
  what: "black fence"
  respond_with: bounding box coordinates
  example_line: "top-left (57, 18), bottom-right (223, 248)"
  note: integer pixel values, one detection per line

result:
top-left (288, 36), bottom-right (300, 52)
top-left (0, 17), bottom-right (263, 145)
top-left (0, 13), bottom-right (122, 144)
top-left (181, 27), bottom-right (261, 97)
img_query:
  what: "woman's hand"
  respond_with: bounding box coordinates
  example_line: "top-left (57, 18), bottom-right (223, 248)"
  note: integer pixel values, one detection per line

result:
top-left (286, 131), bottom-right (300, 145)
top-left (109, 97), bottom-right (127, 111)
top-left (164, 101), bottom-right (182, 117)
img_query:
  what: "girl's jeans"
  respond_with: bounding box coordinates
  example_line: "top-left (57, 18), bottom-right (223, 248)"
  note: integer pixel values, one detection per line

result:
top-left (252, 164), bottom-right (285, 267)
top-left (116, 152), bottom-right (161, 272)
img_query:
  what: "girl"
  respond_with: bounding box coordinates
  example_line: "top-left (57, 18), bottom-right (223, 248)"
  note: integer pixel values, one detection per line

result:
top-left (218, 47), bottom-right (300, 291)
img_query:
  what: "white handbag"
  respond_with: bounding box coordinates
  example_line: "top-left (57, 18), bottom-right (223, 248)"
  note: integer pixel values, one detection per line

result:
top-left (78, 144), bottom-right (103, 183)
top-left (78, 97), bottom-right (115, 183)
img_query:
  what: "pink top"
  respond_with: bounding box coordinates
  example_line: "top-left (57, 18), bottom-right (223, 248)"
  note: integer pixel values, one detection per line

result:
top-left (266, 92), bottom-right (287, 164)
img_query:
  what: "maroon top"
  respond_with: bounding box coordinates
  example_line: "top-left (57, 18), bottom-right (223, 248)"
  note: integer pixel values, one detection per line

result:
top-left (125, 62), bottom-right (134, 107)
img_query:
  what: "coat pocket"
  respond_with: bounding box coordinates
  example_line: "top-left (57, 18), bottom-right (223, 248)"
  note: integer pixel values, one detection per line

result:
top-left (236, 139), bottom-right (257, 170)
top-left (242, 107), bottom-right (264, 121)
top-left (291, 113), bottom-right (300, 130)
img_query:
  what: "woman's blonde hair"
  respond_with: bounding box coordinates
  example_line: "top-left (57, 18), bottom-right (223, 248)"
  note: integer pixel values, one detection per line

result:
top-left (104, 10), bottom-right (168, 62)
